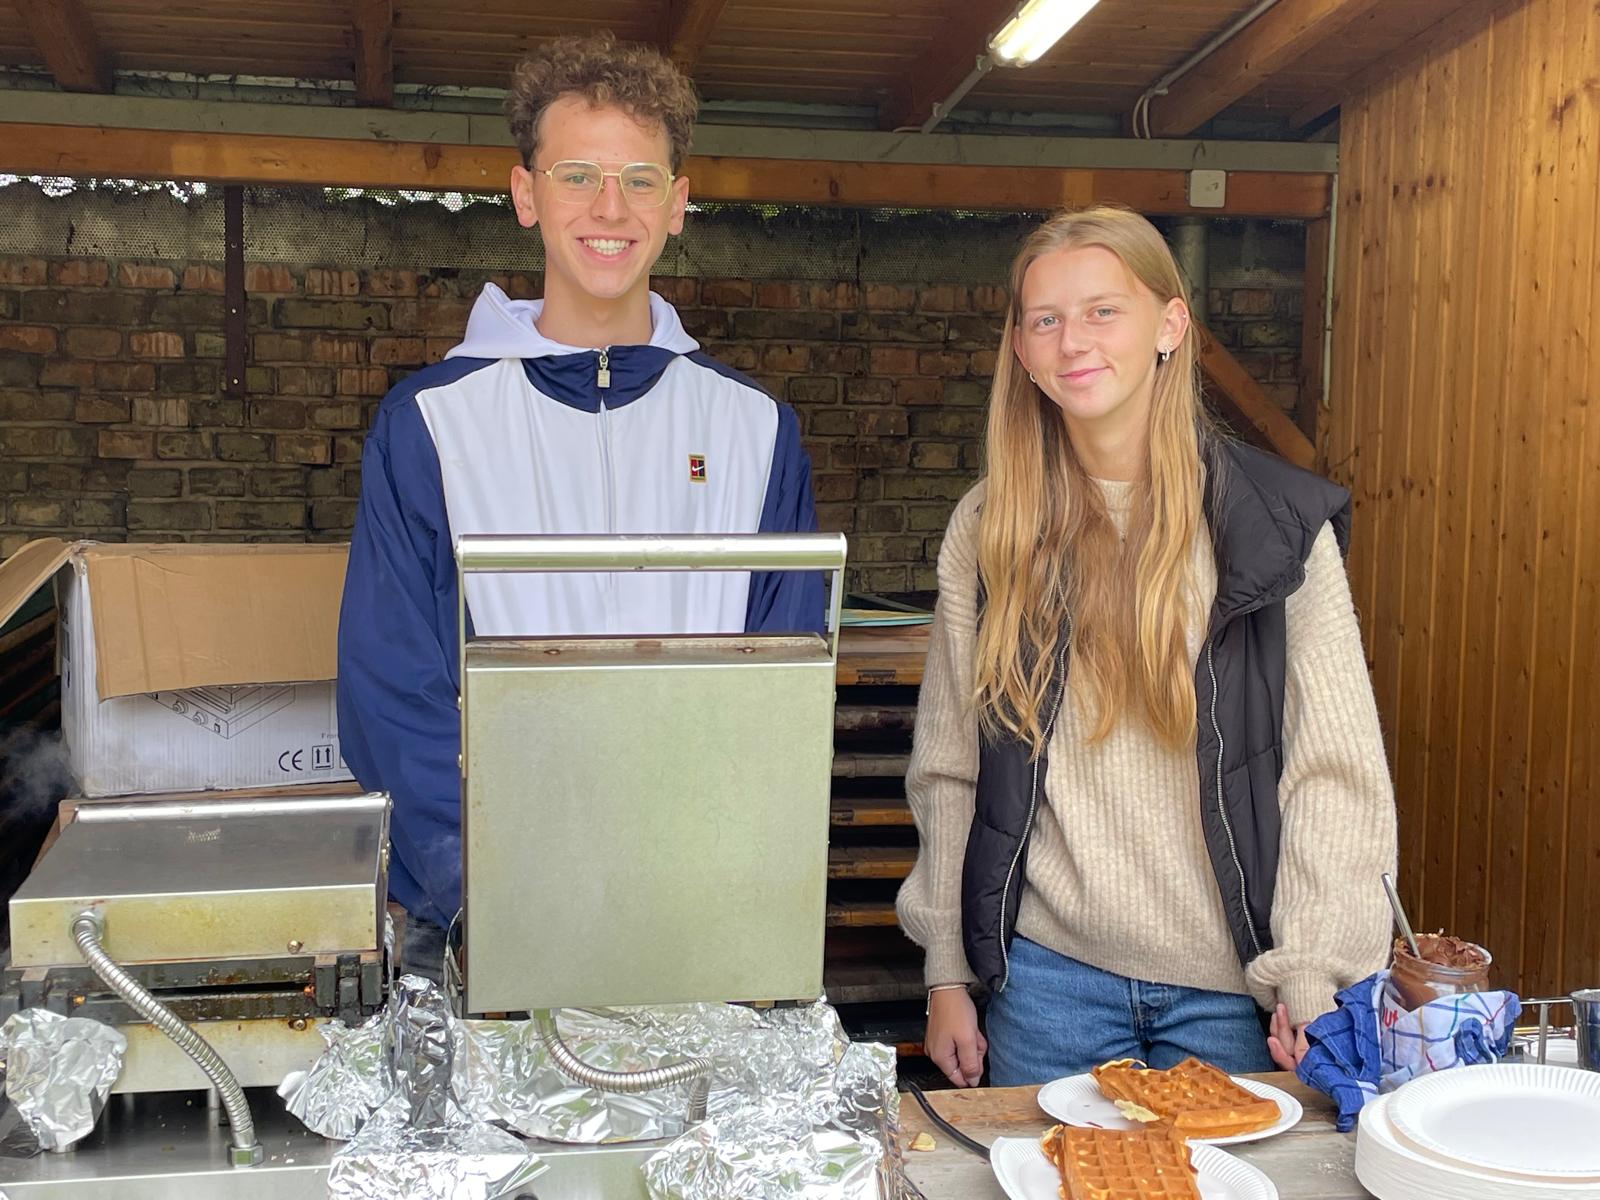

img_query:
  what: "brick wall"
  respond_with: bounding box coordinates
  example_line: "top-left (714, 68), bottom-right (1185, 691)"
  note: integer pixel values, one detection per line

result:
top-left (0, 240), bottom-right (1303, 593)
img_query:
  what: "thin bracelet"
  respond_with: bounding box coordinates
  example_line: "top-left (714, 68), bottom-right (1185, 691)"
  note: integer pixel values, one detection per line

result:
top-left (925, 982), bottom-right (968, 1015)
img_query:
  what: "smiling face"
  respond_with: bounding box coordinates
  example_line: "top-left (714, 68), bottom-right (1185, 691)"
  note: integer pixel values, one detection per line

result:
top-left (510, 94), bottom-right (689, 314)
top-left (1012, 244), bottom-right (1188, 444)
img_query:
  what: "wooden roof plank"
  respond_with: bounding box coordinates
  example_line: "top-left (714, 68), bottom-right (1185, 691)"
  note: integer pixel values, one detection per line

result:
top-left (352, 0), bottom-right (394, 107)
top-left (1149, 0), bottom-right (1387, 135)
top-left (661, 0), bottom-right (732, 70)
top-left (877, 0), bottom-right (1020, 130)
top-left (18, 0), bottom-right (112, 92)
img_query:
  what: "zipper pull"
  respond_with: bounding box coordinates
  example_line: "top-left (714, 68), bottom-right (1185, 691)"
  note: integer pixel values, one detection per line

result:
top-left (596, 348), bottom-right (611, 390)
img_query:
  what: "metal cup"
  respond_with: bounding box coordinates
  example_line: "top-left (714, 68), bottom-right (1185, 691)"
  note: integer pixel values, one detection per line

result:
top-left (1571, 989), bottom-right (1600, 1071)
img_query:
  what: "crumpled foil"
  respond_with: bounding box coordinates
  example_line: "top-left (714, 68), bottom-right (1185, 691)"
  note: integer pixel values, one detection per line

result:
top-left (0, 1010), bottom-right (126, 1153)
top-left (641, 1016), bottom-right (915, 1200)
top-left (311, 975), bottom-right (545, 1198)
top-left (327, 1094), bottom-right (547, 1200)
top-left (284, 987), bottom-right (907, 1199)
top-left (278, 1012), bottom-right (391, 1140)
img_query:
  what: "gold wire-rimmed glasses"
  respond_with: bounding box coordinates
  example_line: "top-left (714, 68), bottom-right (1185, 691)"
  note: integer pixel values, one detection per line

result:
top-left (533, 160), bottom-right (676, 208)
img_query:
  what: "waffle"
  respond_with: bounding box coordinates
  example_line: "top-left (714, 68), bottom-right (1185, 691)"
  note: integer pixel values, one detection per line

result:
top-left (1041, 1121), bottom-right (1201, 1199)
top-left (1091, 1057), bottom-right (1280, 1139)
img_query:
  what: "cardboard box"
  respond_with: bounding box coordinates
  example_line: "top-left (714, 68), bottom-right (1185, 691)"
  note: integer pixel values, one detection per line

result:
top-left (0, 539), bottom-right (355, 796)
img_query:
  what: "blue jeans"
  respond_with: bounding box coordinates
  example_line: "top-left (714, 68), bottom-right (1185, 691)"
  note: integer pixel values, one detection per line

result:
top-left (985, 937), bottom-right (1274, 1085)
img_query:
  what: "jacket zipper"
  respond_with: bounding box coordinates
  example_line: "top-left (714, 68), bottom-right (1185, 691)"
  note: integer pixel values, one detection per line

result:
top-left (1207, 637), bottom-right (1264, 957)
top-left (997, 618), bottom-right (1071, 994)
top-left (595, 349), bottom-right (615, 535)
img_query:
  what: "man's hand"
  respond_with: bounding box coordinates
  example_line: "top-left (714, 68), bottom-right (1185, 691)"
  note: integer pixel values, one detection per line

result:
top-left (1266, 1002), bottom-right (1309, 1071)
top-left (925, 987), bottom-right (987, 1088)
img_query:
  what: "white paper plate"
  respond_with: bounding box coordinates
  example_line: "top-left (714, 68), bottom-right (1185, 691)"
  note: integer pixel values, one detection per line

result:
top-left (1036, 1071), bottom-right (1302, 1145)
top-left (991, 1135), bottom-right (1278, 1200)
top-left (1387, 1063), bottom-right (1600, 1180)
top-left (1356, 1093), bottom-right (1600, 1200)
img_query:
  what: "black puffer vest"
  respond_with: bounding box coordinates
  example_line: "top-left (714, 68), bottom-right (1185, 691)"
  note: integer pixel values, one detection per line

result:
top-left (961, 441), bottom-right (1352, 993)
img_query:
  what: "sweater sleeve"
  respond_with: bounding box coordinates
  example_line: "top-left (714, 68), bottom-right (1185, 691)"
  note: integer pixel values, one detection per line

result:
top-left (1243, 522), bottom-right (1398, 1025)
top-left (894, 487), bottom-right (984, 988)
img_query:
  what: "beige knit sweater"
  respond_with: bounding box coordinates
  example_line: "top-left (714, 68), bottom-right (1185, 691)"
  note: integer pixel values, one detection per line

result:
top-left (895, 479), bottom-right (1397, 1026)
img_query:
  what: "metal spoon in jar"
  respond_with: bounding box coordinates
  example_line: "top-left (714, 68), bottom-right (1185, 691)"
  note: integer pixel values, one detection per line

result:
top-left (1382, 872), bottom-right (1422, 958)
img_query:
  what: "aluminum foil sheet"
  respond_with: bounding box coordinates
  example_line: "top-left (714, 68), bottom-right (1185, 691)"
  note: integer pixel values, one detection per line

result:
top-left (642, 1106), bottom-right (883, 1200)
top-left (391, 975), bottom-right (455, 1127)
top-left (278, 1013), bottom-right (391, 1140)
top-left (0, 1010), bottom-right (125, 1154)
top-left (327, 1094), bottom-right (546, 1200)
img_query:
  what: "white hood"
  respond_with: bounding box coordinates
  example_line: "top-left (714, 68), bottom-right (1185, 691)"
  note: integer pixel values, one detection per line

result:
top-left (445, 283), bottom-right (700, 360)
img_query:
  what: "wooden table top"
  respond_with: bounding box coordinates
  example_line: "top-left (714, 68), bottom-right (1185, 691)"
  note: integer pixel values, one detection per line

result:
top-left (898, 1073), bottom-right (1373, 1199)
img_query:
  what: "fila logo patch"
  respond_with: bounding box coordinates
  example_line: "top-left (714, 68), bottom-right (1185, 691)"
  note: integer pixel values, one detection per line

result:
top-left (688, 453), bottom-right (707, 483)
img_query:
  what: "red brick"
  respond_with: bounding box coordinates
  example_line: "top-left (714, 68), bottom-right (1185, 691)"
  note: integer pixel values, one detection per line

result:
top-left (972, 285), bottom-right (1008, 315)
top-left (918, 350), bottom-right (968, 376)
top-left (488, 272), bottom-right (540, 300)
top-left (870, 346), bottom-right (919, 375)
top-left (423, 338), bottom-right (453, 364)
top-left (75, 396), bottom-right (132, 423)
top-left (246, 264), bottom-right (298, 293)
top-left (912, 442), bottom-right (962, 470)
top-left (0, 326), bottom-right (58, 354)
top-left (808, 282), bottom-right (858, 310)
top-left (51, 260), bottom-right (110, 286)
top-left (970, 349), bottom-right (998, 375)
top-left (896, 378), bottom-right (943, 406)
top-left (182, 264), bottom-right (226, 292)
top-left (858, 409), bottom-right (907, 437)
top-left (0, 257), bottom-right (47, 285)
top-left (95, 362), bottom-right (156, 390)
top-left (814, 504), bottom-right (854, 533)
top-left (118, 263), bottom-right (177, 289)
top-left (701, 279), bottom-right (753, 307)
top-left (651, 277), bottom-right (697, 306)
top-left (134, 397), bottom-right (189, 426)
top-left (761, 344), bottom-right (810, 372)
top-left (755, 282), bottom-right (804, 308)
top-left (846, 378), bottom-right (893, 405)
top-left (338, 367), bottom-right (390, 396)
top-left (1230, 288), bottom-right (1276, 316)
top-left (275, 434), bottom-right (332, 464)
top-left (307, 334), bottom-right (365, 364)
top-left (918, 285), bottom-right (971, 313)
top-left (365, 269), bottom-right (418, 297)
top-left (129, 331), bottom-right (186, 358)
top-left (65, 327), bottom-right (123, 358)
top-left (306, 268), bottom-right (360, 296)
top-left (0, 392), bottom-right (72, 421)
top-left (812, 473), bottom-right (856, 502)
top-left (40, 360), bottom-right (97, 387)
top-left (334, 435), bottom-right (365, 463)
top-left (252, 333), bottom-right (308, 361)
top-left (864, 284), bottom-right (915, 312)
top-left (371, 337), bottom-right (426, 365)
top-left (99, 430), bottom-right (155, 459)
top-left (278, 366), bottom-right (335, 397)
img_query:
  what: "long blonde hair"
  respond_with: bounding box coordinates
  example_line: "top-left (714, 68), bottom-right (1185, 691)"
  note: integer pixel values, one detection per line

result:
top-left (974, 206), bottom-right (1210, 754)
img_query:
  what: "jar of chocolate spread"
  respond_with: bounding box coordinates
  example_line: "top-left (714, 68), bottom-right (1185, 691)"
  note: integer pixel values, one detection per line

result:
top-left (1387, 933), bottom-right (1492, 1011)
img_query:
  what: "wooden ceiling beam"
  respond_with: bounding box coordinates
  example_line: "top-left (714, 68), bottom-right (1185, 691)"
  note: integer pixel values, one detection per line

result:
top-left (1147, 0), bottom-right (1385, 137)
top-left (1288, 0), bottom-right (1507, 129)
top-left (661, 0), bottom-right (732, 71)
top-left (17, 0), bottom-right (113, 94)
top-left (0, 121), bottom-right (1333, 219)
top-left (877, 0), bottom-right (1019, 131)
top-left (352, 0), bottom-right (394, 108)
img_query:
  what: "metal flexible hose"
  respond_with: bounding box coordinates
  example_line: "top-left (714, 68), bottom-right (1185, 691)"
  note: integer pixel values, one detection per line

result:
top-left (535, 1009), bottom-right (712, 1123)
top-left (71, 909), bottom-right (263, 1166)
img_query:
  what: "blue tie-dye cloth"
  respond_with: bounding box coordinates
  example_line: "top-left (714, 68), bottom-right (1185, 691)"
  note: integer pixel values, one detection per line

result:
top-left (1295, 969), bottom-right (1521, 1132)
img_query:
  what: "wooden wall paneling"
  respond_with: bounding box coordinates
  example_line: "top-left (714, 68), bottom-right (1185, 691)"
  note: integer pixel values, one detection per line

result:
top-left (1528, 0), bottom-right (1599, 993)
top-left (1391, 44), bottom-right (1454, 936)
top-left (1419, 20), bottom-right (1491, 939)
top-left (1449, 1), bottom-right (1523, 955)
top-left (1484, 0), bottom-right (1554, 988)
top-left (1557, 0), bottom-right (1600, 996)
top-left (1300, 217), bottom-right (1330, 445)
top-left (1370, 61), bottom-right (1425, 909)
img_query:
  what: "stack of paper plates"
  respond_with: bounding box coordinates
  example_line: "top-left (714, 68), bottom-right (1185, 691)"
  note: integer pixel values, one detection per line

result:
top-left (1356, 1064), bottom-right (1600, 1198)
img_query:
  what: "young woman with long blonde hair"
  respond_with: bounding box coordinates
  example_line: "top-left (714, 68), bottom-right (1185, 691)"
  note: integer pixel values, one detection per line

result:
top-left (896, 206), bottom-right (1396, 1087)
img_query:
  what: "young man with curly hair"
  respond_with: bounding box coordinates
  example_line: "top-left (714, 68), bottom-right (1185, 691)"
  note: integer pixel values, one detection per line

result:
top-left (336, 33), bottom-right (824, 978)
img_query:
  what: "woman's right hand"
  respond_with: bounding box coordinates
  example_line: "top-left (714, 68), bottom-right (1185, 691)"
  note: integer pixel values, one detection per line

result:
top-left (925, 986), bottom-right (987, 1087)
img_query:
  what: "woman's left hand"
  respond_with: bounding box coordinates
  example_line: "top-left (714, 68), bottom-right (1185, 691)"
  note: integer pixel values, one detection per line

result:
top-left (1266, 1003), bottom-right (1309, 1071)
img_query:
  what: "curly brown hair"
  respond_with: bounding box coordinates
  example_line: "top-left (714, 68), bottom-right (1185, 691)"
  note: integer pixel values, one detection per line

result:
top-left (505, 31), bottom-right (698, 172)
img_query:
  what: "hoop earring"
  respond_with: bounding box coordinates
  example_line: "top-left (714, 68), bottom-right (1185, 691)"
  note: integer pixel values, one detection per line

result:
top-left (1158, 349), bottom-right (1172, 364)
top-left (1028, 372), bottom-right (1037, 383)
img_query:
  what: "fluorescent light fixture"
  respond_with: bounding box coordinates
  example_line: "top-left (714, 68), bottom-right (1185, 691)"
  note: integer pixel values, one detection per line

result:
top-left (988, 0), bottom-right (1101, 66)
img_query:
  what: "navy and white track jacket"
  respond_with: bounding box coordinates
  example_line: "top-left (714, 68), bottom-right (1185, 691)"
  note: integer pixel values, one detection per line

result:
top-left (336, 284), bottom-right (824, 928)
